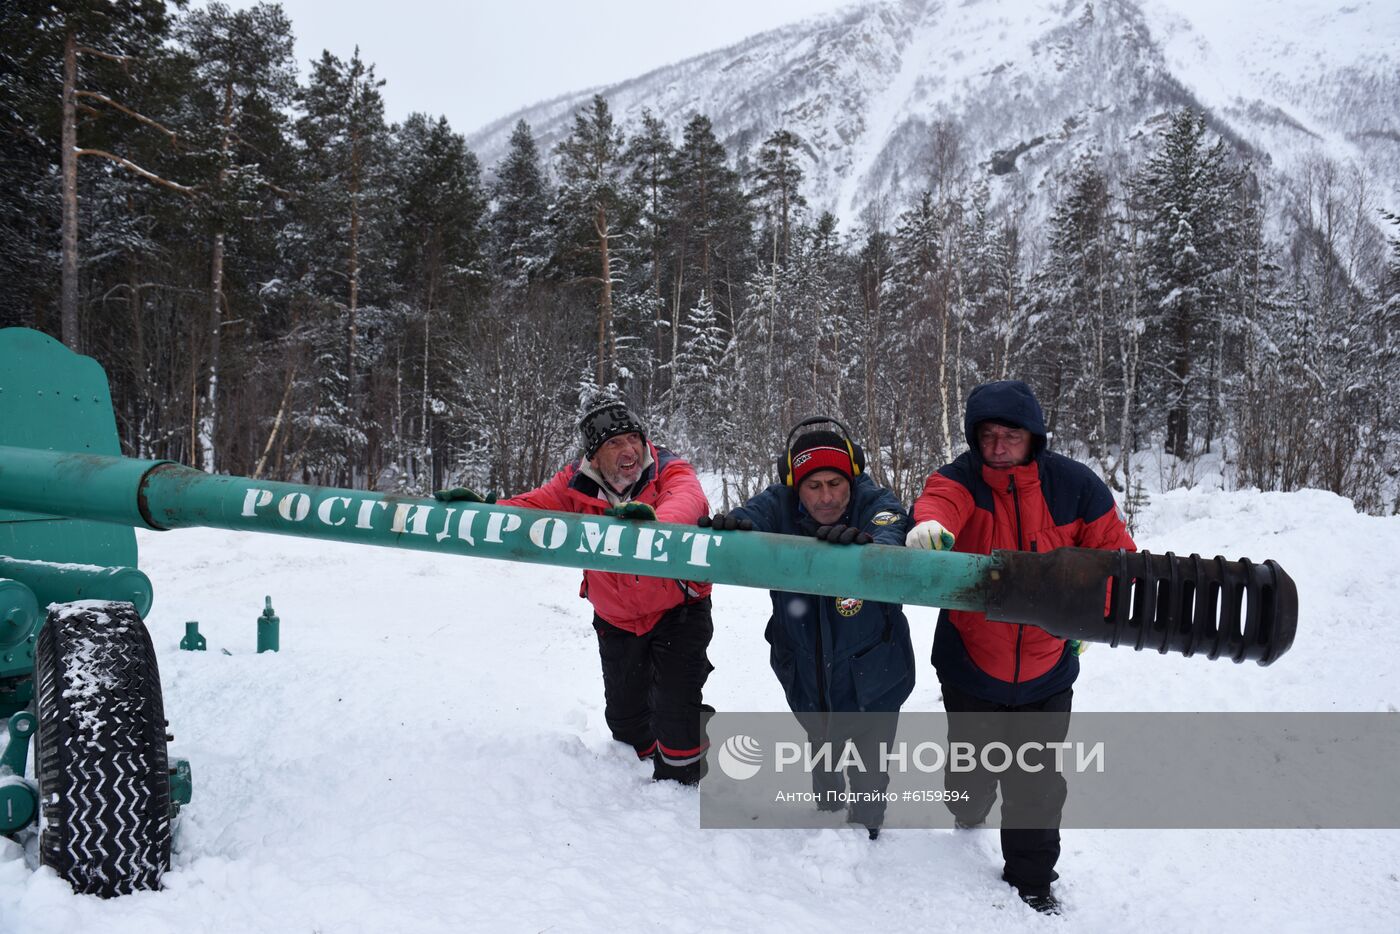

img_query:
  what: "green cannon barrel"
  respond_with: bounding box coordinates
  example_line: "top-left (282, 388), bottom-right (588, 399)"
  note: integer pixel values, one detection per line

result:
top-left (0, 444), bottom-right (1298, 665)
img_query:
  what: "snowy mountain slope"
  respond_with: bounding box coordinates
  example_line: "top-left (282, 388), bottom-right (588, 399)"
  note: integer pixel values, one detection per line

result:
top-left (466, 0), bottom-right (1400, 230)
top-left (2, 483), bottom-right (1398, 932)
top-left (1136, 0), bottom-right (1400, 218)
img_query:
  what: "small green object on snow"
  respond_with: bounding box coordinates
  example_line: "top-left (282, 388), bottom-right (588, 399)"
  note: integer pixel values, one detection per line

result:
top-left (168, 759), bottom-right (192, 815)
top-left (179, 621), bottom-right (206, 651)
top-left (257, 596), bottom-right (279, 653)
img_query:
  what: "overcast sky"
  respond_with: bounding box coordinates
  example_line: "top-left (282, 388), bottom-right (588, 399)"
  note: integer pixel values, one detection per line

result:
top-left (216, 0), bottom-right (861, 135)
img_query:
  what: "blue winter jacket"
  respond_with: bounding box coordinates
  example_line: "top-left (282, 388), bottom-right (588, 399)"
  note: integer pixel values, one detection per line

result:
top-left (731, 475), bottom-right (916, 714)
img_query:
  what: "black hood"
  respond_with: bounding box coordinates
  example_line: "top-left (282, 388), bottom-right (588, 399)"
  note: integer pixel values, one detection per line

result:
top-left (963, 380), bottom-right (1048, 457)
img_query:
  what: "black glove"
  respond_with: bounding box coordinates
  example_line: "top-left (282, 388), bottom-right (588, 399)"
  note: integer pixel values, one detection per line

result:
top-left (603, 501), bottom-right (657, 520)
top-left (698, 512), bottom-right (753, 531)
top-left (815, 524), bottom-right (874, 545)
top-left (433, 487), bottom-right (496, 504)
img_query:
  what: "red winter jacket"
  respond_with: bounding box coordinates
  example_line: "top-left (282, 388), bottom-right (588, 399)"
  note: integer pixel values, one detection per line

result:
top-left (500, 444), bottom-right (712, 634)
top-left (914, 451), bottom-right (1136, 685)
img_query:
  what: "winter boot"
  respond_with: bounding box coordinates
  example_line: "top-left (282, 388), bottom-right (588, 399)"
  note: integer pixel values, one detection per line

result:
top-left (1015, 886), bottom-right (1061, 915)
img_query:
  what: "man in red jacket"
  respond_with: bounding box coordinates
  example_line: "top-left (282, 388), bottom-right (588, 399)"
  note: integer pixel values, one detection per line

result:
top-left (500, 401), bottom-right (714, 784)
top-left (906, 380), bottom-right (1136, 914)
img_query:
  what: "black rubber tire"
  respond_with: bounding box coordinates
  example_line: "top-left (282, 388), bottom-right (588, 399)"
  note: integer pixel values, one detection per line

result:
top-left (34, 601), bottom-right (171, 897)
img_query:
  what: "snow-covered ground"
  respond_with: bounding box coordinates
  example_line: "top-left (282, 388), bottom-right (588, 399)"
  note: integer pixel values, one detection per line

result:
top-left (2, 481), bottom-right (1398, 932)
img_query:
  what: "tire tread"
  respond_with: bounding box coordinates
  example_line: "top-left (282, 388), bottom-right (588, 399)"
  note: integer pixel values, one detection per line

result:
top-left (35, 601), bottom-right (171, 897)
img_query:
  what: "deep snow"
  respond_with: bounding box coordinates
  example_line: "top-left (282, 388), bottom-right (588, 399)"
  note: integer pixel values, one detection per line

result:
top-left (2, 480), bottom-right (1398, 932)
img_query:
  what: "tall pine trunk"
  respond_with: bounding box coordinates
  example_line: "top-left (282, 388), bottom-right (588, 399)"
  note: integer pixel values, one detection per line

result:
top-left (671, 254), bottom-right (684, 393)
top-left (60, 30), bottom-right (80, 350)
top-left (420, 270), bottom-right (435, 482)
top-left (1166, 302), bottom-right (1191, 459)
top-left (1120, 227), bottom-right (1143, 493)
top-left (863, 265), bottom-right (883, 481)
top-left (201, 228), bottom-right (223, 472)
top-left (936, 279), bottom-right (953, 459)
top-left (1093, 238), bottom-right (1111, 476)
top-left (200, 81), bottom-right (237, 474)
top-left (127, 258), bottom-right (147, 457)
top-left (595, 203), bottom-right (612, 387)
top-left (346, 127), bottom-right (362, 483)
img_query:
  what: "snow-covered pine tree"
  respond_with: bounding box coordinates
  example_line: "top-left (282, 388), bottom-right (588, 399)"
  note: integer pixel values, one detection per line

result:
top-left (294, 47), bottom-right (394, 485)
top-left (1034, 154), bottom-right (1126, 477)
top-left (623, 109), bottom-right (674, 363)
top-left (1285, 156), bottom-right (1396, 508)
top-left (665, 114), bottom-right (751, 364)
top-left (488, 120), bottom-right (553, 290)
top-left (1129, 108), bottom-right (1239, 460)
top-left (1233, 231), bottom-right (1309, 495)
top-left (389, 113), bottom-right (488, 490)
top-left (554, 95), bottom-right (633, 389)
top-left (664, 290), bottom-right (730, 448)
top-left (792, 213), bottom-right (849, 417)
top-left (39, 0), bottom-right (182, 351)
top-left (982, 214), bottom-right (1025, 385)
top-left (750, 128), bottom-right (807, 269)
top-left (852, 224), bottom-right (896, 487)
top-left (49, 4), bottom-right (202, 467)
top-left (1380, 211), bottom-right (1400, 513)
top-left (177, 1), bottom-right (297, 474)
top-left (886, 189), bottom-right (958, 485)
top-left (0, 0), bottom-right (63, 332)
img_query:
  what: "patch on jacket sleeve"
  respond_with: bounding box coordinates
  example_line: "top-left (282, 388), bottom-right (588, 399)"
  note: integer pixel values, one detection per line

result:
top-left (870, 510), bottom-right (901, 526)
top-left (835, 597), bottom-right (864, 617)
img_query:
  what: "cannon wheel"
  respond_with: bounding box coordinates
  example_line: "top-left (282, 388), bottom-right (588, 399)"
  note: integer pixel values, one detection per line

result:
top-left (34, 601), bottom-right (171, 897)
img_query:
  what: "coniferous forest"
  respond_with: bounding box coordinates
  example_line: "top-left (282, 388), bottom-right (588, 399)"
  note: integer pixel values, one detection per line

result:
top-left (3, 2), bottom-right (1397, 513)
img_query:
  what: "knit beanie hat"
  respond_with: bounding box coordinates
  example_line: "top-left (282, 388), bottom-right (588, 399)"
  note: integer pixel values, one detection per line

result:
top-left (789, 430), bottom-right (854, 486)
top-left (579, 402), bottom-right (647, 459)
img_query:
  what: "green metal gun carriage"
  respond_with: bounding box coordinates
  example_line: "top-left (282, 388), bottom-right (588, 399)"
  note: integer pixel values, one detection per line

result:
top-left (0, 327), bottom-right (1297, 897)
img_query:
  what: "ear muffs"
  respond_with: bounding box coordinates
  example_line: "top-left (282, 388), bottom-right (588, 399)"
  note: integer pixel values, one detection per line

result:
top-left (781, 416), bottom-right (865, 486)
top-left (778, 453), bottom-right (800, 490)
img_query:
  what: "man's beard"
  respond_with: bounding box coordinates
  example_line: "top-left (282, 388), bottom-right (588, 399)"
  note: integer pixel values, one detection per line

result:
top-left (602, 465), bottom-right (640, 494)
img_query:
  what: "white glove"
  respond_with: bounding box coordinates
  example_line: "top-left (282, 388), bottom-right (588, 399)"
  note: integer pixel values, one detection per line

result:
top-left (906, 519), bottom-right (955, 551)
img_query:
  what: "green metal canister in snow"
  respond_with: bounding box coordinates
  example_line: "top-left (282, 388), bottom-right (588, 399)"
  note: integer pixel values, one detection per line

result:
top-left (257, 597), bottom-right (279, 653)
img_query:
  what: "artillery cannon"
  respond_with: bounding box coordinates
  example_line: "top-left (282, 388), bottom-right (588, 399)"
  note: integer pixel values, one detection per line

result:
top-left (0, 327), bottom-right (1297, 896)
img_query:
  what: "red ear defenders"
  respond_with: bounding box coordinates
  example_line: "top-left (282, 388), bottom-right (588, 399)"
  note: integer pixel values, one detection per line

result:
top-left (779, 416), bottom-right (866, 486)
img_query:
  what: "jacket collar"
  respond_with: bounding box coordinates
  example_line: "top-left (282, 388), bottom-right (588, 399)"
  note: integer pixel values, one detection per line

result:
top-left (978, 456), bottom-right (1041, 491)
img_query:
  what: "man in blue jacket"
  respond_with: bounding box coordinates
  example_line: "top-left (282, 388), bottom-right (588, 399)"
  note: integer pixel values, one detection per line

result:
top-left (700, 419), bottom-right (915, 838)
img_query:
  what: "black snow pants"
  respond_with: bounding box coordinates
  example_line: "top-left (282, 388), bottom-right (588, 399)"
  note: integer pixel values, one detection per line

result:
top-left (940, 680), bottom-right (1073, 896)
top-left (593, 598), bottom-right (714, 784)
top-left (797, 710), bottom-right (901, 830)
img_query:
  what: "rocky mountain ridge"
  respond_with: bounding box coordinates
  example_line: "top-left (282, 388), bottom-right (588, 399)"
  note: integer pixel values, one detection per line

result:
top-left (466, 0), bottom-right (1399, 235)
